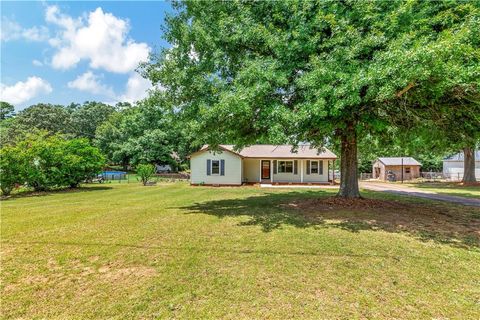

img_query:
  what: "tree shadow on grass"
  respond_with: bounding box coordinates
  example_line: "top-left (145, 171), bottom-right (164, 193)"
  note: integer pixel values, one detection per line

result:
top-left (1, 185), bottom-right (113, 201)
top-left (181, 191), bottom-right (480, 250)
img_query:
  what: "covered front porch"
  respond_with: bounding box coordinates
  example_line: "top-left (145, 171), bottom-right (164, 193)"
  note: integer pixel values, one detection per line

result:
top-left (242, 158), bottom-right (336, 185)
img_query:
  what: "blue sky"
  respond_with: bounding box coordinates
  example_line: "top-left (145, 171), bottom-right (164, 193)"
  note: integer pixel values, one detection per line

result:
top-left (1, 1), bottom-right (174, 111)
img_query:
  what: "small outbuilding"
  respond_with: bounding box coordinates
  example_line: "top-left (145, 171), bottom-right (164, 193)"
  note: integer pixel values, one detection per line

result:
top-left (372, 157), bottom-right (421, 181)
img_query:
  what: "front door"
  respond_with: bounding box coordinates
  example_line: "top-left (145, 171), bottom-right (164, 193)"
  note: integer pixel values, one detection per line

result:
top-left (261, 160), bottom-right (270, 180)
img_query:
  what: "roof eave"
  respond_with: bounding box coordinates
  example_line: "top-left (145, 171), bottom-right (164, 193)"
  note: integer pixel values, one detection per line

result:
top-left (188, 146), bottom-right (244, 159)
top-left (243, 156), bottom-right (337, 159)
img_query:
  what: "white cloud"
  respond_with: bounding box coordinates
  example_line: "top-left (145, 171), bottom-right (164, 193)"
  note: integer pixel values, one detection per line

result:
top-left (32, 59), bottom-right (44, 67)
top-left (67, 71), bottom-right (114, 97)
top-left (0, 76), bottom-right (52, 105)
top-left (117, 73), bottom-right (152, 103)
top-left (67, 71), bottom-right (152, 103)
top-left (46, 6), bottom-right (150, 73)
top-left (0, 17), bottom-right (49, 42)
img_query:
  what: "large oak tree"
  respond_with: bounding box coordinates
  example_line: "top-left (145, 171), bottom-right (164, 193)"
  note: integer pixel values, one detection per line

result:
top-left (144, 0), bottom-right (479, 197)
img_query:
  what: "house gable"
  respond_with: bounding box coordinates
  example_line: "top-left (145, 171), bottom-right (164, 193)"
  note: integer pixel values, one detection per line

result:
top-left (190, 149), bottom-right (242, 185)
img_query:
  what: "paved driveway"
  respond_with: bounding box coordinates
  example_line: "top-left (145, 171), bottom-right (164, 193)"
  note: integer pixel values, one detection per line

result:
top-left (361, 182), bottom-right (480, 207)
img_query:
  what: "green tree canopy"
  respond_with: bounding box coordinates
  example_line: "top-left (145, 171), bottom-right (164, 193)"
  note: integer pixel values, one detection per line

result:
top-left (0, 101), bottom-right (15, 120)
top-left (69, 101), bottom-right (116, 140)
top-left (95, 98), bottom-right (189, 168)
top-left (144, 0), bottom-right (479, 197)
top-left (14, 103), bottom-right (71, 133)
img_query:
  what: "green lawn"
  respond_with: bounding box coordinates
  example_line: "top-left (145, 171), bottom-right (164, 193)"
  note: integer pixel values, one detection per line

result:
top-left (1, 183), bottom-right (479, 319)
top-left (404, 182), bottom-right (480, 199)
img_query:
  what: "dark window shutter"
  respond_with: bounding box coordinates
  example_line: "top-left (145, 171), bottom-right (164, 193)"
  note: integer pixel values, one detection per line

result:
top-left (273, 160), bottom-right (277, 174)
top-left (220, 159), bottom-right (225, 176)
top-left (294, 160), bottom-right (298, 174)
top-left (306, 160), bottom-right (310, 175)
top-left (319, 160), bottom-right (323, 175)
top-left (207, 159), bottom-right (211, 175)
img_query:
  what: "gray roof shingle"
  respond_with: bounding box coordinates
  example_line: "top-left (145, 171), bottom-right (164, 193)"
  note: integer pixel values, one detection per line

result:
top-left (198, 144), bottom-right (337, 159)
top-left (377, 157), bottom-right (421, 166)
top-left (444, 150), bottom-right (480, 161)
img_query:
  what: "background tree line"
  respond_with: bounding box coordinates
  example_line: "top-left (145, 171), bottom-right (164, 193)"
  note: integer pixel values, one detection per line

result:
top-left (1, 98), bottom-right (198, 169)
top-left (0, 97), bottom-right (198, 195)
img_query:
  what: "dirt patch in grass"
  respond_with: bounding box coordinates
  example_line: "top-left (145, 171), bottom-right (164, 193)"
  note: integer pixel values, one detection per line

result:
top-left (97, 264), bottom-right (157, 280)
top-left (10, 258), bottom-right (157, 287)
top-left (284, 197), bottom-right (480, 248)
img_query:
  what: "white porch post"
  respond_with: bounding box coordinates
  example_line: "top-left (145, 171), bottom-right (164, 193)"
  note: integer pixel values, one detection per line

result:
top-left (327, 160), bottom-right (330, 182)
top-left (300, 159), bottom-right (303, 183)
top-left (332, 159), bottom-right (335, 185)
top-left (270, 160), bottom-right (273, 183)
top-left (259, 159), bottom-right (262, 182)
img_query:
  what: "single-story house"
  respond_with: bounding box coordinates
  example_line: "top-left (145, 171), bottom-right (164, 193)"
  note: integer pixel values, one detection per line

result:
top-left (372, 157), bottom-right (421, 181)
top-left (443, 150), bottom-right (480, 181)
top-left (189, 144), bottom-right (337, 186)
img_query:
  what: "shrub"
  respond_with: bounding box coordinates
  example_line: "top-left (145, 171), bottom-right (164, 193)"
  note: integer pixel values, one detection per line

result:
top-left (0, 132), bottom-right (105, 193)
top-left (60, 139), bottom-right (105, 187)
top-left (17, 133), bottom-right (60, 191)
top-left (136, 164), bottom-right (156, 186)
top-left (0, 146), bottom-right (23, 195)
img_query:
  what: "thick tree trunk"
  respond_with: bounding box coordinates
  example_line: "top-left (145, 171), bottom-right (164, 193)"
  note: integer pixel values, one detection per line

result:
top-left (337, 123), bottom-right (361, 198)
top-left (462, 146), bottom-right (476, 183)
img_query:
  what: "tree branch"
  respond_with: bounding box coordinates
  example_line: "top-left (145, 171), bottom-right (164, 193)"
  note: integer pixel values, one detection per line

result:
top-left (396, 82), bottom-right (415, 97)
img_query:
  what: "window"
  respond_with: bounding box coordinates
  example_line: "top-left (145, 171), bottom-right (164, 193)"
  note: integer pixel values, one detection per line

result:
top-left (308, 160), bottom-right (324, 175)
top-left (211, 160), bottom-right (220, 174)
top-left (278, 161), bottom-right (293, 173)
top-left (405, 167), bottom-right (411, 174)
top-left (311, 161), bottom-right (319, 174)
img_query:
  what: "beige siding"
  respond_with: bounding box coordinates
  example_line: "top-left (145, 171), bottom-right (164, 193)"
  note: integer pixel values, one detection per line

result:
top-left (372, 160), bottom-right (385, 180)
top-left (190, 150), bottom-right (242, 185)
top-left (374, 163), bottom-right (421, 181)
top-left (302, 159), bottom-right (329, 183)
top-left (268, 159), bottom-right (329, 183)
top-left (243, 158), bottom-right (260, 183)
top-left (383, 165), bottom-right (420, 180)
top-left (271, 159), bottom-right (300, 183)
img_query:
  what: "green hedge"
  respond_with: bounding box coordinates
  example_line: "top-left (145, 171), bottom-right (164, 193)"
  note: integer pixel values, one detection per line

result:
top-left (0, 133), bottom-right (105, 195)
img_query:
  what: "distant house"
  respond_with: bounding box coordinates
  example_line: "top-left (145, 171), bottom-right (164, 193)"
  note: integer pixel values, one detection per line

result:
top-left (372, 157), bottom-right (421, 181)
top-left (189, 144), bottom-right (337, 186)
top-left (443, 150), bottom-right (480, 181)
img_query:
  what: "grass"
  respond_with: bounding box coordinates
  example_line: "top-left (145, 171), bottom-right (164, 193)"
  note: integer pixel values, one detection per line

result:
top-left (403, 182), bottom-right (480, 199)
top-left (1, 182), bottom-right (479, 319)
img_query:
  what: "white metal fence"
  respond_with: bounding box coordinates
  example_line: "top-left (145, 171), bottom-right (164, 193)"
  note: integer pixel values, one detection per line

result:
top-left (359, 173), bottom-right (372, 180)
top-left (420, 172), bottom-right (476, 181)
top-left (358, 171), bottom-right (478, 181)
